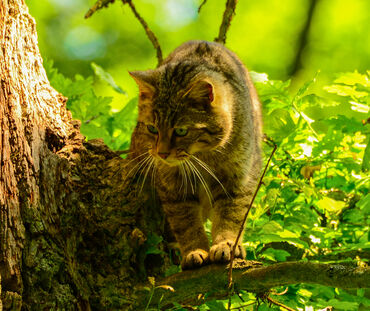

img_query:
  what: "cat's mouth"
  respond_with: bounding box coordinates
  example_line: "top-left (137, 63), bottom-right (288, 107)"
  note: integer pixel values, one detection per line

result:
top-left (155, 153), bottom-right (190, 166)
top-left (151, 149), bottom-right (189, 166)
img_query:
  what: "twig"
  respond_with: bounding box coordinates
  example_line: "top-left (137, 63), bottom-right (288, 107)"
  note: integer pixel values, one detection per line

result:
top-left (198, 0), bottom-right (208, 13)
top-left (215, 0), bottom-right (238, 44)
top-left (271, 287), bottom-right (288, 296)
top-left (227, 144), bottom-right (277, 289)
top-left (122, 0), bottom-right (163, 67)
top-left (266, 296), bottom-right (296, 311)
top-left (85, 0), bottom-right (115, 19)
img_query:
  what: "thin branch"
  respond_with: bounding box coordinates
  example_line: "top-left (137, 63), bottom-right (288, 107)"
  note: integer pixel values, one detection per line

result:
top-left (266, 296), bottom-right (296, 311)
top-left (134, 260), bottom-right (370, 309)
top-left (227, 144), bottom-right (277, 288)
top-left (271, 287), bottom-right (289, 296)
top-left (215, 0), bottom-right (238, 44)
top-left (122, 0), bottom-right (163, 67)
top-left (85, 0), bottom-right (115, 19)
top-left (198, 0), bottom-right (208, 13)
top-left (290, 0), bottom-right (318, 76)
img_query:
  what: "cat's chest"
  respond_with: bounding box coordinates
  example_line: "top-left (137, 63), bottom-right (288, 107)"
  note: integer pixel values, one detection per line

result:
top-left (156, 162), bottom-right (214, 196)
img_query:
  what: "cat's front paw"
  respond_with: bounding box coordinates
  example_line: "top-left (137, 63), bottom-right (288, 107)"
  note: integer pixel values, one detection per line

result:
top-left (181, 249), bottom-right (209, 270)
top-left (210, 240), bottom-right (246, 263)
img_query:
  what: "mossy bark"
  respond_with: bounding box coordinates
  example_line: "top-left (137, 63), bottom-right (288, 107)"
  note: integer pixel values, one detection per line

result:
top-left (0, 1), bottom-right (168, 310)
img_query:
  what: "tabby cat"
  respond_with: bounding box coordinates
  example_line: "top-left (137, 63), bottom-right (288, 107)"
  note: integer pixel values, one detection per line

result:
top-left (128, 40), bottom-right (262, 269)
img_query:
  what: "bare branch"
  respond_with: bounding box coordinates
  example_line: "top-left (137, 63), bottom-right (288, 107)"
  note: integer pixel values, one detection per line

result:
top-left (290, 0), bottom-right (318, 76)
top-left (265, 295), bottom-right (296, 311)
top-left (198, 0), bottom-right (208, 13)
top-left (134, 260), bottom-right (370, 309)
top-left (215, 0), bottom-right (238, 44)
top-left (122, 0), bottom-right (163, 67)
top-left (85, 0), bottom-right (115, 19)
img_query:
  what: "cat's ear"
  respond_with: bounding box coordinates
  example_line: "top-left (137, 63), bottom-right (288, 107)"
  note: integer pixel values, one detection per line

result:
top-left (184, 80), bottom-right (214, 104)
top-left (129, 71), bottom-right (155, 101)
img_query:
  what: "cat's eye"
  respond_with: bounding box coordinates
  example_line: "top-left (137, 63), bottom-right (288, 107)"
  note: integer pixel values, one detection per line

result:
top-left (147, 124), bottom-right (158, 134)
top-left (174, 128), bottom-right (188, 137)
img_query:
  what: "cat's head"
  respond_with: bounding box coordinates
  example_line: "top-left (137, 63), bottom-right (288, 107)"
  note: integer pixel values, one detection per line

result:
top-left (129, 63), bottom-right (233, 166)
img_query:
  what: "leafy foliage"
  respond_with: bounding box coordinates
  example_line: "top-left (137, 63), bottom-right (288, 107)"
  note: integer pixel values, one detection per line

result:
top-left (45, 59), bottom-right (137, 151)
top-left (46, 62), bottom-right (369, 310)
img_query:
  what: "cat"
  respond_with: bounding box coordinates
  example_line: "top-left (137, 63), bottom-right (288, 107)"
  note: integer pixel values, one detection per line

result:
top-left (128, 40), bottom-right (262, 269)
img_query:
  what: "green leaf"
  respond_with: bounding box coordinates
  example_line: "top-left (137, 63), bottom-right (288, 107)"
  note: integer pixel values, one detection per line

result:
top-left (255, 79), bottom-right (291, 109)
top-left (363, 136), bottom-right (370, 171)
top-left (264, 108), bottom-right (296, 142)
top-left (164, 265), bottom-right (181, 277)
top-left (205, 300), bottom-right (227, 310)
top-left (356, 194), bottom-right (370, 214)
top-left (261, 248), bottom-right (291, 262)
top-left (297, 94), bottom-right (340, 111)
top-left (324, 84), bottom-right (368, 98)
top-left (342, 209), bottom-right (364, 223)
top-left (261, 221), bottom-right (283, 233)
top-left (250, 71), bottom-right (269, 83)
top-left (297, 288), bottom-right (313, 298)
top-left (326, 298), bottom-right (359, 310)
top-left (145, 234), bottom-right (164, 255)
top-left (316, 197), bottom-right (346, 213)
top-left (322, 115), bottom-right (364, 133)
top-left (91, 62), bottom-right (127, 95)
top-left (334, 71), bottom-right (370, 87)
top-left (293, 72), bottom-right (319, 103)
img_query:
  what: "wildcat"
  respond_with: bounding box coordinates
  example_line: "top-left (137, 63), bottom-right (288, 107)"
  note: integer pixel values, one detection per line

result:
top-left (128, 40), bottom-right (262, 269)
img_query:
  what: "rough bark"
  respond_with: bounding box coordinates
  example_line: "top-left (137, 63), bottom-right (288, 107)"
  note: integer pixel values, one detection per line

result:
top-left (1, 1), bottom-right (167, 310)
top-left (0, 1), bottom-right (369, 311)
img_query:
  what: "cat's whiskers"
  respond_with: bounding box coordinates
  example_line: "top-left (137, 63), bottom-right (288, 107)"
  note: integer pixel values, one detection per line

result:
top-left (139, 156), bottom-right (155, 194)
top-left (213, 148), bottom-right (225, 154)
top-left (128, 154), bottom-right (153, 193)
top-left (183, 161), bottom-right (195, 195)
top-left (125, 151), bottom-right (149, 167)
top-left (124, 152), bottom-right (150, 183)
top-left (186, 159), bottom-right (213, 205)
top-left (112, 151), bottom-right (148, 179)
top-left (179, 162), bottom-right (188, 200)
top-left (178, 163), bottom-right (185, 194)
top-left (150, 159), bottom-right (158, 197)
top-left (190, 155), bottom-right (231, 199)
top-left (215, 136), bottom-right (232, 148)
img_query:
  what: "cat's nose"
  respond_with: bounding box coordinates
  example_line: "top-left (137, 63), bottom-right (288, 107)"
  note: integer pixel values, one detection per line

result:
top-left (158, 152), bottom-right (170, 159)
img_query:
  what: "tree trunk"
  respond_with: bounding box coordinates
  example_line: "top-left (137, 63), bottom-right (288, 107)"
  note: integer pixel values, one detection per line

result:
top-left (0, 1), bottom-right (166, 310)
top-left (1, 1), bottom-right (369, 310)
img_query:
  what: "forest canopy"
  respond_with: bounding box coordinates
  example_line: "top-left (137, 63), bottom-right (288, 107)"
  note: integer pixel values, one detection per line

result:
top-left (23, 0), bottom-right (370, 310)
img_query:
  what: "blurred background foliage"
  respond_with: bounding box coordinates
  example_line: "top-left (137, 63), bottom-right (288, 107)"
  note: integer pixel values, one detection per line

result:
top-left (27, 0), bottom-right (370, 110)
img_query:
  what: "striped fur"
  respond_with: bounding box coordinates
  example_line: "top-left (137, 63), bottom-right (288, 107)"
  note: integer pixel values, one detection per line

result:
top-left (129, 40), bottom-right (262, 269)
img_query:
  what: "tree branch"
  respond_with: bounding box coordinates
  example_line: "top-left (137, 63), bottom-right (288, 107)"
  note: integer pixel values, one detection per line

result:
top-left (122, 0), bottom-right (163, 67)
top-left (198, 0), bottom-right (208, 13)
top-left (214, 0), bottom-right (238, 44)
top-left (289, 0), bottom-right (318, 76)
top-left (135, 260), bottom-right (370, 309)
top-left (85, 0), bottom-right (115, 19)
top-left (85, 0), bottom-right (163, 66)
top-left (265, 295), bottom-right (296, 311)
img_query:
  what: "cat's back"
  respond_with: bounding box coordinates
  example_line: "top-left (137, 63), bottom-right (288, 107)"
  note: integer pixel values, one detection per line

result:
top-left (162, 40), bottom-right (247, 83)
